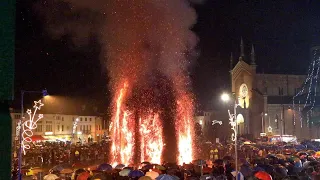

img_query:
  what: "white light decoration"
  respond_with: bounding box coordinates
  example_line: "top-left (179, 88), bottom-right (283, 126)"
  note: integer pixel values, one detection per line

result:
top-left (293, 52), bottom-right (320, 128)
top-left (268, 126), bottom-right (273, 133)
top-left (228, 110), bottom-right (237, 141)
top-left (15, 121), bottom-right (21, 140)
top-left (212, 120), bottom-right (222, 125)
top-left (72, 118), bottom-right (79, 135)
top-left (21, 100), bottom-right (44, 155)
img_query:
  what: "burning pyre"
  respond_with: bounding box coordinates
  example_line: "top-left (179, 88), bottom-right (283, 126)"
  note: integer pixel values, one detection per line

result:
top-left (37, 0), bottom-right (202, 166)
top-left (110, 78), bottom-right (194, 165)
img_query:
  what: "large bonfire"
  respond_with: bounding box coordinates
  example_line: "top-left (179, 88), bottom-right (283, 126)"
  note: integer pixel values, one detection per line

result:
top-left (38, 0), bottom-right (201, 165)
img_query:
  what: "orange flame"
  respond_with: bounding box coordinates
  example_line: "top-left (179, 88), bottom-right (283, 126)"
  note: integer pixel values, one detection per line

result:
top-left (110, 81), bottom-right (164, 165)
top-left (139, 113), bottom-right (163, 164)
top-left (175, 91), bottom-right (194, 165)
top-left (110, 81), bottom-right (135, 165)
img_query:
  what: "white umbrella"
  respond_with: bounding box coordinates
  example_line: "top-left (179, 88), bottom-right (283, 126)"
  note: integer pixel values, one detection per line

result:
top-left (146, 171), bottom-right (159, 179)
top-left (119, 169), bottom-right (131, 177)
top-left (43, 174), bottom-right (59, 180)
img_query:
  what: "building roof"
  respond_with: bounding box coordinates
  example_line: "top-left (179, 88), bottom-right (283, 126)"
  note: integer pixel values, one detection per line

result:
top-left (10, 96), bottom-right (105, 116)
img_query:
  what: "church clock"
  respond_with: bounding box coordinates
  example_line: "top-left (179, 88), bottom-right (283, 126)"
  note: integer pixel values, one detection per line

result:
top-left (239, 83), bottom-right (249, 108)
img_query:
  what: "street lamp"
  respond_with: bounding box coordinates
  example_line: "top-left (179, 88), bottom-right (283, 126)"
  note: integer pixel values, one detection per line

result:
top-left (221, 93), bottom-right (240, 180)
top-left (18, 89), bottom-right (48, 180)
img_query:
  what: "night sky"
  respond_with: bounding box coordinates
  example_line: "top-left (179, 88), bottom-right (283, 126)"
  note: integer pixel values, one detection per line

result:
top-left (15, 0), bottom-right (320, 110)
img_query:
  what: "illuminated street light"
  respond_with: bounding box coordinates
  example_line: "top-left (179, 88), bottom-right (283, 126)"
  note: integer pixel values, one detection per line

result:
top-left (221, 93), bottom-right (230, 102)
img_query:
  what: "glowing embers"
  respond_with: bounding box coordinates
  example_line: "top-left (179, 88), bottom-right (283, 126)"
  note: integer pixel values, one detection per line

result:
top-left (176, 95), bottom-right (194, 164)
top-left (139, 113), bottom-right (163, 164)
top-left (110, 81), bottom-right (135, 165)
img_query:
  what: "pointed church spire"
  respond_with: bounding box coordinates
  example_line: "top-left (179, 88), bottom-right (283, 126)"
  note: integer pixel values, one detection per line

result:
top-left (230, 52), bottom-right (234, 70)
top-left (251, 44), bottom-right (256, 65)
top-left (239, 37), bottom-right (244, 61)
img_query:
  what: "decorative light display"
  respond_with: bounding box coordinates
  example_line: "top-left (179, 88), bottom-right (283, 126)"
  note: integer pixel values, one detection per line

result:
top-left (15, 121), bottom-right (21, 141)
top-left (293, 48), bottom-right (320, 128)
top-left (21, 100), bottom-right (44, 154)
top-left (72, 118), bottom-right (79, 135)
top-left (212, 120), bottom-right (222, 126)
top-left (228, 109), bottom-right (237, 141)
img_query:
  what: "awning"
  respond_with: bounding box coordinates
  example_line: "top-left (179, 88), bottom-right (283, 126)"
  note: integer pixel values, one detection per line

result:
top-left (31, 135), bottom-right (46, 141)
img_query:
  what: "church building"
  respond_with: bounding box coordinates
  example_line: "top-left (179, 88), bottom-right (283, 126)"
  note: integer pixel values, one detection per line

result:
top-left (230, 38), bottom-right (318, 140)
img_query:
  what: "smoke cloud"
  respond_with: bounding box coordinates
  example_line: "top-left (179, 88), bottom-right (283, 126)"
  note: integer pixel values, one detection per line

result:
top-left (35, 0), bottom-right (200, 92)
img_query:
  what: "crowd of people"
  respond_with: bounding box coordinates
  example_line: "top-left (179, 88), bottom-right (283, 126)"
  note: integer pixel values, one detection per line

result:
top-left (11, 140), bottom-right (320, 179)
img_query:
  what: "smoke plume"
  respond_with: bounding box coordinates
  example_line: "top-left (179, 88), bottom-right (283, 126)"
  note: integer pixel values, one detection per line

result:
top-left (36, 0), bottom-right (202, 163)
top-left (35, 0), bottom-right (200, 91)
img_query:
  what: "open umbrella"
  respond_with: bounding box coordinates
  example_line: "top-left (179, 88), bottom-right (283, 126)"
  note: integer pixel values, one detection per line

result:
top-left (139, 176), bottom-right (153, 180)
top-left (156, 174), bottom-right (179, 180)
top-left (314, 151), bottom-right (320, 158)
top-left (146, 170), bottom-right (159, 179)
top-left (151, 168), bottom-right (162, 174)
top-left (119, 168), bottom-right (131, 177)
top-left (97, 163), bottom-right (112, 171)
top-left (254, 171), bottom-right (272, 180)
top-left (129, 170), bottom-right (144, 178)
top-left (43, 174), bottom-right (59, 180)
top-left (77, 172), bottom-right (91, 180)
top-left (307, 150), bottom-right (316, 156)
top-left (60, 168), bottom-right (73, 174)
top-left (50, 164), bottom-right (69, 174)
top-left (142, 162), bottom-right (151, 165)
top-left (115, 164), bottom-right (126, 170)
top-left (142, 164), bottom-right (154, 171)
top-left (155, 165), bottom-right (166, 171)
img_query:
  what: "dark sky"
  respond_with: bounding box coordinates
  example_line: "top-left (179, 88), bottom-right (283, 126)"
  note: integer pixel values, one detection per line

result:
top-left (15, 0), bottom-right (320, 110)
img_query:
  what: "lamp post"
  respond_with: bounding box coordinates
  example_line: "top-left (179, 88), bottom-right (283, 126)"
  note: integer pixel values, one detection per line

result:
top-left (18, 89), bottom-right (48, 180)
top-left (221, 93), bottom-right (240, 180)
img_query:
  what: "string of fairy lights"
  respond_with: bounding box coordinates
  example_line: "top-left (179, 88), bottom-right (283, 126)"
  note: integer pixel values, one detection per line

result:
top-left (293, 49), bottom-right (320, 128)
